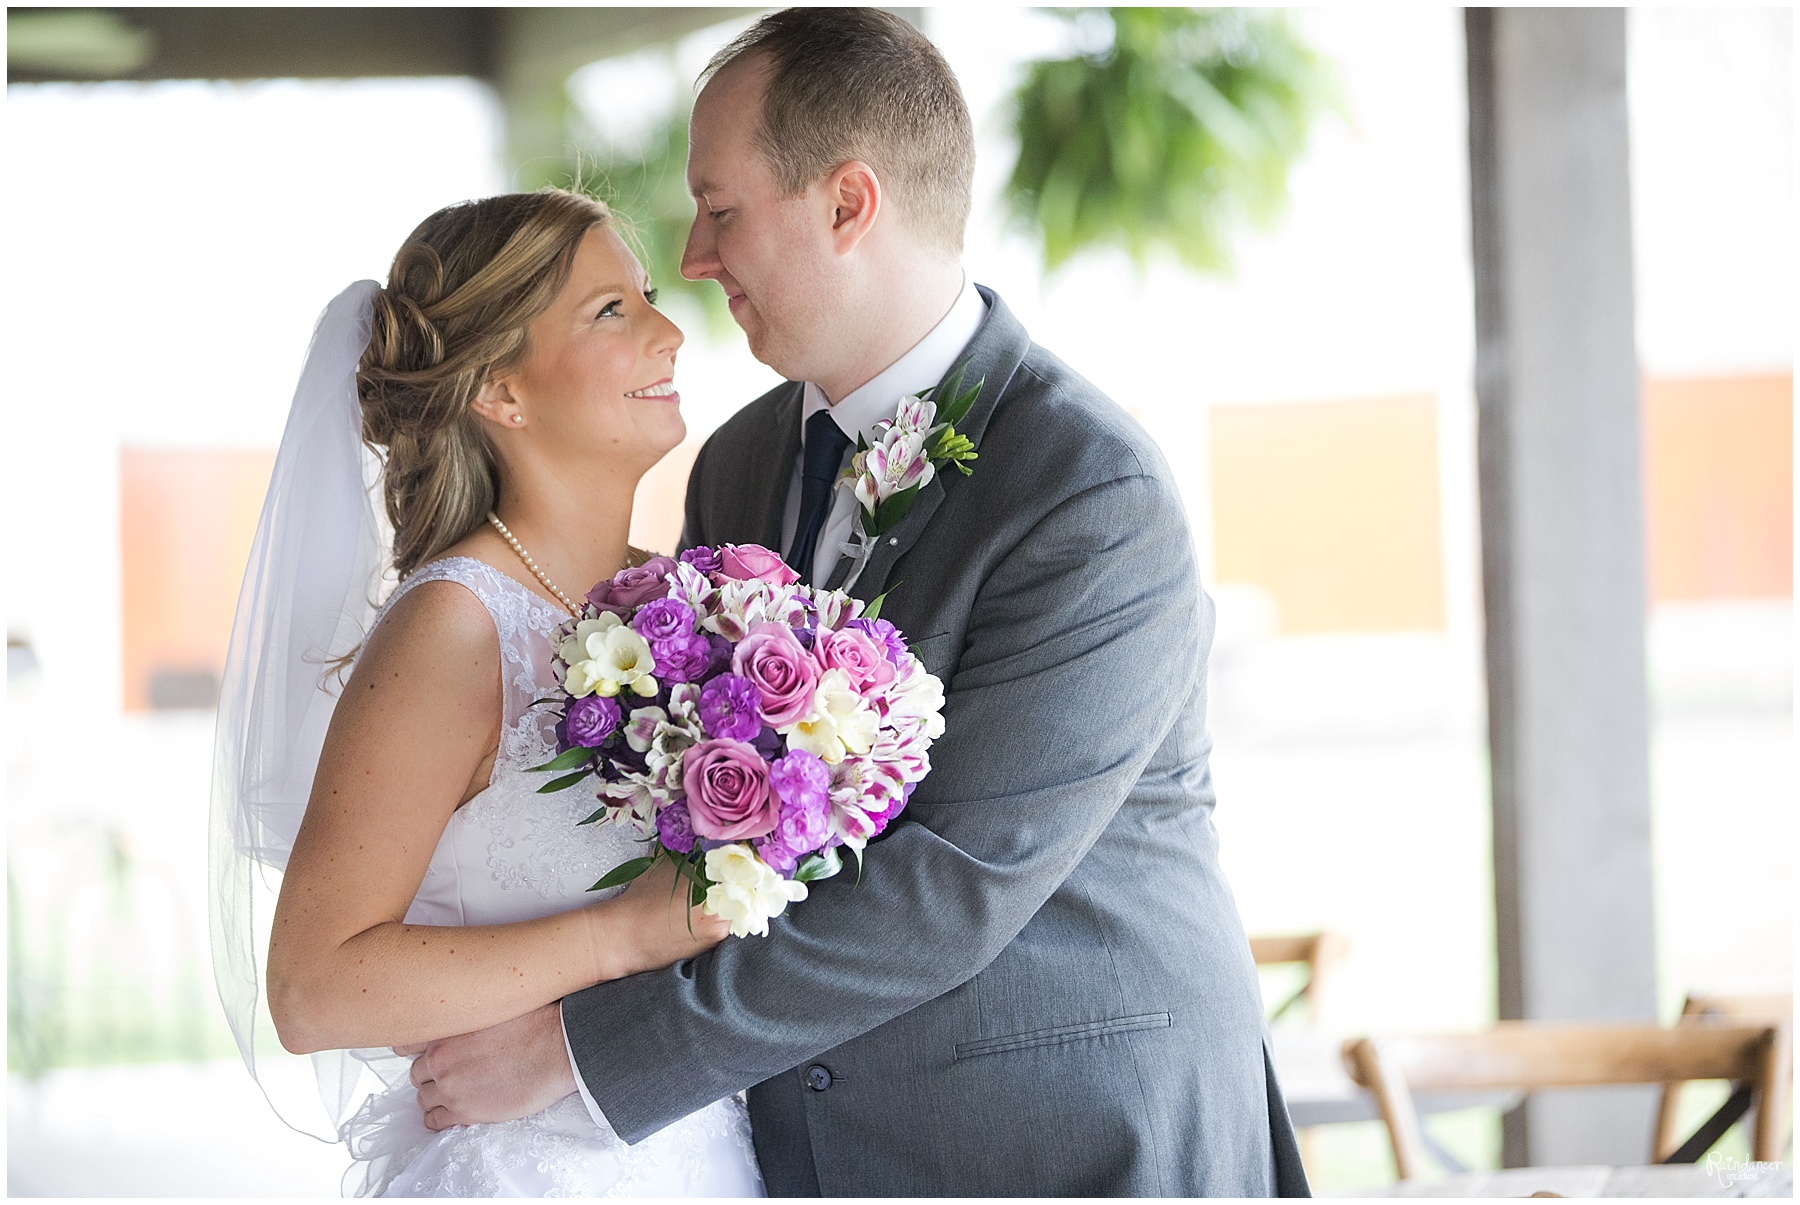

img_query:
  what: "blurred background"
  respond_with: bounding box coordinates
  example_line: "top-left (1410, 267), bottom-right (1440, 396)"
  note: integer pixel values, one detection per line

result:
top-left (5, 6), bottom-right (1790, 1195)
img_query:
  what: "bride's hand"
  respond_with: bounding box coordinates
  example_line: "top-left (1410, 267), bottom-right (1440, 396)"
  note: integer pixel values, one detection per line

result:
top-left (601, 857), bottom-right (731, 978)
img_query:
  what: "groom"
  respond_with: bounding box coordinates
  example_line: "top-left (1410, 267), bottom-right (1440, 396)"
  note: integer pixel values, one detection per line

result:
top-left (410, 9), bottom-right (1306, 1195)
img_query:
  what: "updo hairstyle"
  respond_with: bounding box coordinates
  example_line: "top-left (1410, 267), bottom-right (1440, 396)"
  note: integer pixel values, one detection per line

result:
top-left (358, 189), bottom-right (612, 578)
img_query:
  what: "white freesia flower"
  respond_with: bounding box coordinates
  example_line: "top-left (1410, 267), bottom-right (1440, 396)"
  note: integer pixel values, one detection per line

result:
top-left (703, 845), bottom-right (808, 938)
top-left (782, 668), bottom-right (879, 764)
top-left (563, 611), bottom-right (658, 698)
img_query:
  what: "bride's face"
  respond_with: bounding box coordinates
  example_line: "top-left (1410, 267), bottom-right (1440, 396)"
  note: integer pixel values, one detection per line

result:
top-left (487, 225), bottom-right (686, 478)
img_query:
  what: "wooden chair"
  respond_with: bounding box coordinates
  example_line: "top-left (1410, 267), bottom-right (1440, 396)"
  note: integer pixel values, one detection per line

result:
top-left (1251, 931), bottom-right (1347, 1024)
top-left (1342, 1021), bottom-right (1791, 1181)
top-left (1653, 993), bottom-right (1793, 1162)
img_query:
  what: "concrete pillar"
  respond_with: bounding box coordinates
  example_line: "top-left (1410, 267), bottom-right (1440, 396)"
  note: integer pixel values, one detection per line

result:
top-left (1465, 7), bottom-right (1660, 1168)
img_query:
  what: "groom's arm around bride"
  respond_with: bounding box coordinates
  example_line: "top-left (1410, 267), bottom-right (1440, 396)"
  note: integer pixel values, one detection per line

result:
top-left (413, 9), bottom-right (1306, 1196)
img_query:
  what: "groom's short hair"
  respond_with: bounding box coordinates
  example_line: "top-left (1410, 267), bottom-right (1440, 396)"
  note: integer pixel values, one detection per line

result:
top-left (704, 8), bottom-right (975, 255)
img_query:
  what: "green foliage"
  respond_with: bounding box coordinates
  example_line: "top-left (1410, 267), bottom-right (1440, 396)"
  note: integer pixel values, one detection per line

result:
top-left (1005, 8), bottom-right (1335, 274)
top-left (522, 59), bottom-right (734, 334)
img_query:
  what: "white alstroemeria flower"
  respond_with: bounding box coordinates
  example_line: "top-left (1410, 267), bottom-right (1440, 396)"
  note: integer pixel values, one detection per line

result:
top-left (824, 756), bottom-right (904, 849)
top-left (782, 668), bottom-right (878, 765)
top-left (869, 722), bottom-right (933, 785)
top-left (864, 426), bottom-right (935, 511)
top-left (812, 588), bottom-right (864, 633)
top-left (893, 394), bottom-right (937, 434)
top-left (668, 560), bottom-right (718, 618)
top-left (566, 614), bottom-right (658, 698)
top-left (703, 579), bottom-right (811, 641)
top-left (882, 655), bottom-right (946, 740)
top-left (703, 845), bottom-right (809, 938)
top-left (599, 773), bottom-right (660, 840)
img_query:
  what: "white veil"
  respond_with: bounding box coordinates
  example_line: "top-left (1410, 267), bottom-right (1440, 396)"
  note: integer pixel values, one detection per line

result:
top-left (208, 279), bottom-right (392, 1139)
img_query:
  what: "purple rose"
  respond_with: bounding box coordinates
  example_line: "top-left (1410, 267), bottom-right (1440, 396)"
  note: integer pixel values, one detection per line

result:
top-left (698, 673), bottom-right (762, 742)
top-left (814, 626), bottom-right (897, 694)
top-left (731, 622), bottom-right (820, 727)
top-left (562, 694), bottom-right (621, 748)
top-left (846, 618), bottom-right (909, 667)
top-left (631, 596), bottom-right (695, 644)
top-left (651, 631), bottom-right (713, 684)
top-left (679, 546), bottom-right (722, 576)
top-left (758, 751), bottom-right (831, 874)
top-left (716, 543), bottom-right (800, 586)
top-left (585, 556), bottom-right (678, 615)
top-left (682, 739), bottom-right (779, 840)
top-left (656, 799), bottom-right (697, 854)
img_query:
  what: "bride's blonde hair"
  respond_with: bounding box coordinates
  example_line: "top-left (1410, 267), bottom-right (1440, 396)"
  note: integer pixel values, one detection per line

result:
top-left (358, 189), bottom-right (612, 578)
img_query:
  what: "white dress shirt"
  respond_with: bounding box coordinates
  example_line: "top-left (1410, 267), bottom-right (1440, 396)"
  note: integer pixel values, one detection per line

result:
top-left (560, 275), bottom-right (986, 1131)
top-left (779, 274), bottom-right (988, 581)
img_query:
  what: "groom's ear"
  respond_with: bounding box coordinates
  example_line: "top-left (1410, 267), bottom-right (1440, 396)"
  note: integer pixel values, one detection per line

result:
top-left (824, 160), bottom-right (882, 256)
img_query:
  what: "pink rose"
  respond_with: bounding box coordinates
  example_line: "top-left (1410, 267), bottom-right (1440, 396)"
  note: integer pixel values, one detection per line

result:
top-left (585, 557), bottom-right (677, 615)
top-left (731, 622), bottom-right (820, 727)
top-left (716, 543), bottom-right (800, 586)
top-left (813, 627), bottom-right (897, 695)
top-left (682, 739), bottom-right (778, 840)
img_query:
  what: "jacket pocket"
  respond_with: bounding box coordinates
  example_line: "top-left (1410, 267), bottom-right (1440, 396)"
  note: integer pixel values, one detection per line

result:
top-left (906, 631), bottom-right (955, 678)
top-left (953, 1011), bottom-right (1172, 1061)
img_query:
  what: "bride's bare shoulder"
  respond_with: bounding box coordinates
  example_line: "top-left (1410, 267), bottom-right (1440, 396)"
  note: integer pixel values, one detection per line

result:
top-left (353, 575), bottom-right (498, 690)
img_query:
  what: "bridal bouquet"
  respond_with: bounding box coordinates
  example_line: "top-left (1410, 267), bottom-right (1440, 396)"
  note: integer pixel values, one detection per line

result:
top-left (531, 544), bottom-right (945, 937)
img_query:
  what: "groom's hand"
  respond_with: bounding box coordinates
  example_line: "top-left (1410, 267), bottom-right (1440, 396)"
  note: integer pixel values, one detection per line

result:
top-left (396, 1001), bottom-right (576, 1130)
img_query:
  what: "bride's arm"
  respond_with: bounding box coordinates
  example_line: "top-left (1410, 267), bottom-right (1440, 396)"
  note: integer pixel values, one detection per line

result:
top-left (266, 580), bottom-right (723, 1056)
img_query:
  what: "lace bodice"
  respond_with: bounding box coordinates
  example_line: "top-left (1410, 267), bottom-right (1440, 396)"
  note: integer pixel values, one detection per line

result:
top-left (390, 558), bottom-right (644, 921)
top-left (336, 557), bottom-right (761, 1199)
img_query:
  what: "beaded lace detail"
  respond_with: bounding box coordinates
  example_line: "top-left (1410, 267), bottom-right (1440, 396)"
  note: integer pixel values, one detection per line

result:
top-left (339, 557), bottom-right (763, 1199)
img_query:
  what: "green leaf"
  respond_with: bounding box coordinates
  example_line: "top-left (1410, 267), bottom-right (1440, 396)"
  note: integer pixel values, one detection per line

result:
top-left (873, 482), bottom-right (922, 532)
top-left (690, 877), bottom-right (707, 908)
top-left (579, 805), bottom-right (610, 825)
top-left (588, 855), bottom-right (656, 892)
top-left (528, 745), bottom-right (598, 773)
top-left (937, 368), bottom-right (984, 428)
top-left (795, 847), bottom-right (844, 883)
top-left (861, 588), bottom-right (892, 622)
top-left (536, 769), bottom-right (592, 794)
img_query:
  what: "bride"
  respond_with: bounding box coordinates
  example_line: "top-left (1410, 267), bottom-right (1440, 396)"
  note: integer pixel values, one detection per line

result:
top-left (215, 189), bottom-right (765, 1196)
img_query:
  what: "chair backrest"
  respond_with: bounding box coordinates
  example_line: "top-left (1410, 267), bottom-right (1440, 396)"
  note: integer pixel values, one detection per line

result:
top-left (1342, 1021), bottom-right (1790, 1181)
top-left (1653, 992), bottom-right (1793, 1160)
top-left (1250, 931), bottom-right (1346, 1024)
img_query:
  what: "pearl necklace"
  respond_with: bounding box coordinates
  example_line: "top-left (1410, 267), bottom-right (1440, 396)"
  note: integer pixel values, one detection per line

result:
top-left (487, 512), bottom-right (582, 616)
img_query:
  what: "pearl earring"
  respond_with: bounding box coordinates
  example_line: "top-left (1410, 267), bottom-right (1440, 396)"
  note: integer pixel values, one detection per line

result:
top-left (511, 414), bottom-right (524, 425)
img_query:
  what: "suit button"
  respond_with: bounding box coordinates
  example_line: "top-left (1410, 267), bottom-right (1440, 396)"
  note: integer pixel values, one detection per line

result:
top-left (804, 1064), bottom-right (833, 1092)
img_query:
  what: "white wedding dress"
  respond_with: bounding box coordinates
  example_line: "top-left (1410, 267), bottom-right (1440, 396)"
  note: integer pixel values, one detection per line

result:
top-left (337, 557), bottom-right (764, 1198)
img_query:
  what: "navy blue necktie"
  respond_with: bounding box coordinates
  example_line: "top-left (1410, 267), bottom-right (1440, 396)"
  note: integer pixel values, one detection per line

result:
top-left (787, 409), bottom-right (853, 584)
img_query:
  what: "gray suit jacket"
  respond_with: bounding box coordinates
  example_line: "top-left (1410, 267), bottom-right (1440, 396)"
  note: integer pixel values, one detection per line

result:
top-left (563, 288), bottom-right (1308, 1196)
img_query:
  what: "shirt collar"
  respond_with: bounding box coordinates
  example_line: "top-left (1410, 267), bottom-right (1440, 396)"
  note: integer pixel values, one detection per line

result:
top-left (802, 273), bottom-right (988, 444)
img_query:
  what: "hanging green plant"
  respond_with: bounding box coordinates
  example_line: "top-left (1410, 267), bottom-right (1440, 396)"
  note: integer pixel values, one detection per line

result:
top-left (1005, 8), bottom-right (1336, 274)
top-left (522, 54), bottom-right (735, 334)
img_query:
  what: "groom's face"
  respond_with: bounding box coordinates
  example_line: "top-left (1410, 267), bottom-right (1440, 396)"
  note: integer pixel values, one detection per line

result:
top-left (683, 60), bottom-right (837, 379)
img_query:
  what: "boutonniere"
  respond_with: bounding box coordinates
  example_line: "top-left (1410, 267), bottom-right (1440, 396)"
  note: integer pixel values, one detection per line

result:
top-left (836, 364), bottom-right (982, 592)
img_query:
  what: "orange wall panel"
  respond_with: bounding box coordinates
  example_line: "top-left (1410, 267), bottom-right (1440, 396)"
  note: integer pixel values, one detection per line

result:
top-left (1209, 394), bottom-right (1446, 634)
top-left (120, 449), bottom-right (274, 710)
top-left (1643, 374), bottom-right (1792, 602)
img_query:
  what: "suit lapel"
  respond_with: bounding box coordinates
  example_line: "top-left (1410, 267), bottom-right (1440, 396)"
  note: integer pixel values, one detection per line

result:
top-left (826, 287), bottom-right (1033, 601)
top-left (732, 382), bottom-right (803, 550)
